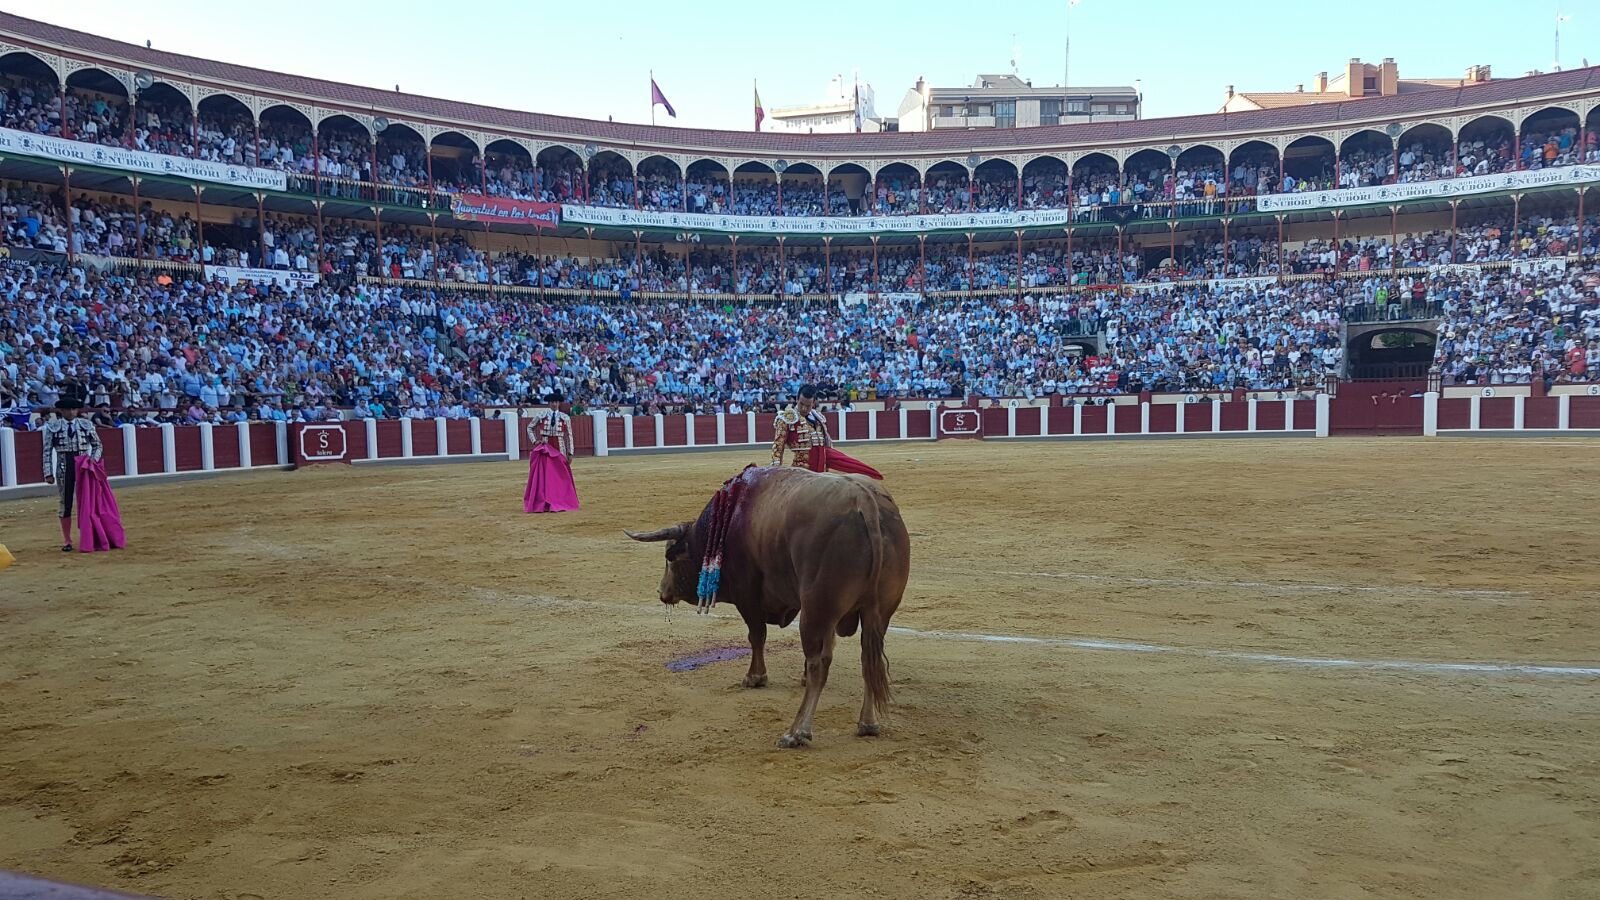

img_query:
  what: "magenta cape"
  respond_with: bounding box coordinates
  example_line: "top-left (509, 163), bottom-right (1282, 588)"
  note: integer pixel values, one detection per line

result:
top-left (74, 456), bottom-right (126, 552)
top-left (524, 444), bottom-right (580, 513)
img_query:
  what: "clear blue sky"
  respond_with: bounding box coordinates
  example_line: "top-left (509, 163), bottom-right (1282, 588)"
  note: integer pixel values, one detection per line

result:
top-left (11, 0), bottom-right (1596, 131)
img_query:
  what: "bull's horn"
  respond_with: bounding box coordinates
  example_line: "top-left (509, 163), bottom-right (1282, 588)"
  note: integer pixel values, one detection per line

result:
top-left (624, 524), bottom-right (686, 542)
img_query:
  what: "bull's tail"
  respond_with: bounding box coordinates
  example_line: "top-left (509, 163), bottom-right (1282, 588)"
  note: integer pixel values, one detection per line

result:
top-left (855, 487), bottom-right (892, 710)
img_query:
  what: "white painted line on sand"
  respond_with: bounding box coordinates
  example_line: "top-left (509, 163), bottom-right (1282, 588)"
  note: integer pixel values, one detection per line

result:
top-left (891, 626), bottom-right (1600, 678)
top-left (466, 587), bottom-right (1600, 680)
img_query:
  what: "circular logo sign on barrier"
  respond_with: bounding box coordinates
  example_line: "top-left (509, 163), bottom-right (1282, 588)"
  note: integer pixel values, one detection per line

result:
top-left (294, 423), bottom-right (349, 467)
top-left (939, 408), bottom-right (983, 439)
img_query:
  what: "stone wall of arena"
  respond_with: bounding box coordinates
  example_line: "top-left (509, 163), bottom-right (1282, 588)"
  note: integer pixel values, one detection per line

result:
top-left (4, 392), bottom-right (1600, 497)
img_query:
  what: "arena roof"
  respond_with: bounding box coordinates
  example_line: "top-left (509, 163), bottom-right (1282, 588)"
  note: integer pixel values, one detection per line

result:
top-left (3, 12), bottom-right (1599, 158)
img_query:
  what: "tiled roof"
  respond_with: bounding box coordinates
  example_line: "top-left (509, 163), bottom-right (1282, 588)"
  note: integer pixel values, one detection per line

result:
top-left (1233, 92), bottom-right (1353, 110)
top-left (4, 11), bottom-right (1599, 158)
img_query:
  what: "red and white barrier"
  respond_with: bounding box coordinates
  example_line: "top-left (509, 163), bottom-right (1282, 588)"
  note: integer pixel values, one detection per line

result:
top-left (982, 396), bottom-right (1322, 440)
top-left (1, 421), bottom-right (293, 493)
top-left (7, 392), bottom-right (1600, 497)
top-left (1425, 391), bottom-right (1600, 436)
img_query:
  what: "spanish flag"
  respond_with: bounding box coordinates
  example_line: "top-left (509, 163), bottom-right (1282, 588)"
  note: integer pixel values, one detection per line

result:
top-left (754, 81), bottom-right (765, 132)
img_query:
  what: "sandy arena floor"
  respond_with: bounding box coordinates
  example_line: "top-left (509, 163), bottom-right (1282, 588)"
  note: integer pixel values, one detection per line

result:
top-left (1, 437), bottom-right (1598, 900)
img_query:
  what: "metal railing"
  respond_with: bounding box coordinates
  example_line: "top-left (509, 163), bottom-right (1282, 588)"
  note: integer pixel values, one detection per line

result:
top-left (1342, 300), bottom-right (1444, 323)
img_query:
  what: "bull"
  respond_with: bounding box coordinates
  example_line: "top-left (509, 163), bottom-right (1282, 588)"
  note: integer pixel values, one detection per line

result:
top-left (627, 467), bottom-right (911, 748)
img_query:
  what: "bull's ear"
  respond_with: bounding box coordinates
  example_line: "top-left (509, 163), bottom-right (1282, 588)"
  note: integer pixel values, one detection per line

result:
top-left (624, 523), bottom-right (687, 543)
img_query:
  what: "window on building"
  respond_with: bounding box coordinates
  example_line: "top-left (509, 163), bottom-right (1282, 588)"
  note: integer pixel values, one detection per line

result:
top-left (994, 100), bottom-right (1016, 128)
top-left (1363, 76), bottom-right (1377, 92)
top-left (974, 104), bottom-right (992, 118)
top-left (1039, 99), bottom-right (1062, 122)
top-left (1066, 100), bottom-right (1087, 114)
top-left (942, 105), bottom-right (958, 118)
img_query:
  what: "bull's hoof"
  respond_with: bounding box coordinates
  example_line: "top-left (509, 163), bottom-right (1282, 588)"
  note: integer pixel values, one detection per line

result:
top-left (741, 673), bottom-right (768, 688)
top-left (856, 722), bottom-right (881, 737)
top-left (776, 731), bottom-right (812, 749)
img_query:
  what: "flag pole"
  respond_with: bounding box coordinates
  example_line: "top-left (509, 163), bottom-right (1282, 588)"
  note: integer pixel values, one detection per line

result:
top-left (651, 69), bottom-right (656, 126)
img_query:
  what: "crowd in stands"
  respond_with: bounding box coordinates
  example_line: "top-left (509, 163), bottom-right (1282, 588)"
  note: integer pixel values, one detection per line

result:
top-left (2, 239), bottom-right (1594, 427)
top-left (4, 72), bottom-right (1597, 223)
top-left (8, 177), bottom-right (1594, 297)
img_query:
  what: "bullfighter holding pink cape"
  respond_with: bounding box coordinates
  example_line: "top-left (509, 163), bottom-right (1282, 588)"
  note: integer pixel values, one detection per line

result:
top-left (524, 394), bottom-right (580, 513)
top-left (41, 389), bottom-right (123, 553)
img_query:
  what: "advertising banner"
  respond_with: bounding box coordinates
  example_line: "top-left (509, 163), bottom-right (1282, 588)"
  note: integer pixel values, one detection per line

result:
top-left (450, 194), bottom-right (561, 228)
top-left (0, 127), bottom-right (288, 190)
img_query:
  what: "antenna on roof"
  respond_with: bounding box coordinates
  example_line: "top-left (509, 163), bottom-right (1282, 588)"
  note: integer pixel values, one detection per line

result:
top-left (1011, 33), bottom-right (1019, 75)
top-left (145, 40), bottom-right (151, 49)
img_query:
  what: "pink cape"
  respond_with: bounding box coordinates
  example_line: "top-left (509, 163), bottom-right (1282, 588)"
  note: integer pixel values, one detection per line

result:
top-left (74, 456), bottom-right (126, 552)
top-left (524, 443), bottom-right (580, 513)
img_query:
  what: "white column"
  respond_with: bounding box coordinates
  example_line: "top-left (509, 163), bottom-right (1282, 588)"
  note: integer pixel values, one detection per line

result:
top-left (685, 414), bottom-right (697, 448)
top-left (434, 417), bottom-right (448, 456)
top-left (400, 418), bottom-right (414, 458)
top-left (715, 413), bottom-right (727, 446)
top-left (160, 423), bottom-right (177, 473)
top-left (591, 411), bottom-right (609, 457)
top-left (0, 427), bottom-right (15, 487)
top-left (1106, 402), bottom-right (1116, 435)
top-left (746, 411), bottom-right (757, 444)
top-left (1073, 404), bottom-right (1083, 435)
top-left (274, 421), bottom-right (288, 466)
top-left (505, 416), bottom-right (521, 462)
top-left (364, 419), bottom-right (379, 460)
top-left (469, 417), bottom-right (483, 455)
top-left (1175, 402), bottom-right (1186, 433)
top-left (1247, 398), bottom-right (1259, 432)
top-left (1212, 401), bottom-right (1222, 432)
top-left (1007, 405), bottom-right (1017, 438)
top-left (899, 407), bottom-right (909, 440)
top-left (1469, 395), bottom-right (1481, 431)
top-left (122, 425), bottom-right (139, 475)
top-left (653, 413), bottom-right (666, 448)
top-left (623, 415), bottom-right (635, 450)
top-left (1422, 391), bottom-right (1439, 437)
top-left (868, 411), bottom-right (878, 441)
top-left (1513, 395), bottom-right (1526, 431)
top-left (1558, 394), bottom-right (1571, 430)
top-left (1315, 393), bottom-right (1330, 438)
top-left (237, 421), bottom-right (253, 468)
top-left (930, 404), bottom-right (940, 441)
top-left (1140, 402), bottom-right (1150, 434)
top-left (837, 409), bottom-right (848, 442)
top-left (1283, 399), bottom-right (1295, 431)
top-left (199, 422), bottom-right (216, 470)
